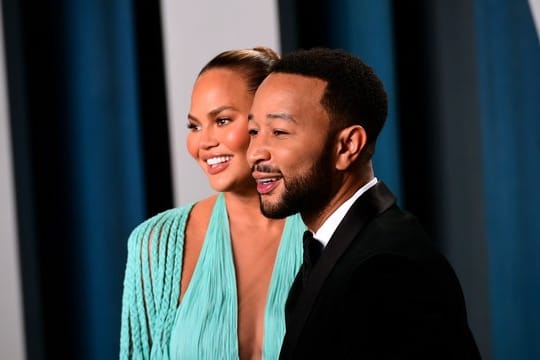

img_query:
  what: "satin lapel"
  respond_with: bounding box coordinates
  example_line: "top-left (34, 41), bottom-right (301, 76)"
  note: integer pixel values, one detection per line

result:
top-left (281, 182), bottom-right (396, 354)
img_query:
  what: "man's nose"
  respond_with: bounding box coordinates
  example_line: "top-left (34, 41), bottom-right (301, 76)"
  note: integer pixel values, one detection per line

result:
top-left (247, 139), bottom-right (271, 167)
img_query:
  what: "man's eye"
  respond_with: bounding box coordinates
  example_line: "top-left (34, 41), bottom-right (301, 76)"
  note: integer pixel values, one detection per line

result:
top-left (216, 118), bottom-right (231, 126)
top-left (273, 129), bottom-right (288, 136)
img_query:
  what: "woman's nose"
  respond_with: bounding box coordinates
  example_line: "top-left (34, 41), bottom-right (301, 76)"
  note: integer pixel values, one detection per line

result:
top-left (199, 128), bottom-right (218, 149)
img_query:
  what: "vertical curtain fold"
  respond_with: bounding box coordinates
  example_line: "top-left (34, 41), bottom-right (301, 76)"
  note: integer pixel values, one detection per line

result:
top-left (3, 0), bottom-right (147, 358)
top-left (62, 1), bottom-right (145, 357)
top-left (475, 0), bottom-right (540, 358)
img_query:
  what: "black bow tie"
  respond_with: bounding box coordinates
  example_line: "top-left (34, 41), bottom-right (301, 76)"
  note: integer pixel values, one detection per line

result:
top-left (302, 231), bottom-right (323, 284)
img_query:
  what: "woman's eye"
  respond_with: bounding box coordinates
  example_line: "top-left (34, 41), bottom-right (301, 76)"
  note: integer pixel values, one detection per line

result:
top-left (216, 118), bottom-right (231, 126)
top-left (187, 122), bottom-right (201, 132)
top-left (248, 128), bottom-right (259, 136)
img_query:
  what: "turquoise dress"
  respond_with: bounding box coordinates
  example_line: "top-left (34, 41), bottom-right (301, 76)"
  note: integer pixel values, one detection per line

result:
top-left (120, 193), bottom-right (305, 359)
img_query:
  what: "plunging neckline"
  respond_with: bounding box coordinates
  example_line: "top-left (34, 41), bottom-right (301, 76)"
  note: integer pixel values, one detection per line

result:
top-left (169, 193), bottom-right (305, 359)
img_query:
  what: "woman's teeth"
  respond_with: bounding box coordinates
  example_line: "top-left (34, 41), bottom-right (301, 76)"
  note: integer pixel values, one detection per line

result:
top-left (206, 156), bottom-right (232, 166)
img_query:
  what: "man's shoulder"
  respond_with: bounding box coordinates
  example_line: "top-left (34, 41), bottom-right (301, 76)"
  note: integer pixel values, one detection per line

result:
top-left (338, 205), bottom-right (461, 288)
top-left (348, 205), bottom-right (434, 256)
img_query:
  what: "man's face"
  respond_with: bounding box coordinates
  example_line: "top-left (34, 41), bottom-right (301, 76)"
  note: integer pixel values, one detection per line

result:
top-left (247, 73), bottom-right (337, 219)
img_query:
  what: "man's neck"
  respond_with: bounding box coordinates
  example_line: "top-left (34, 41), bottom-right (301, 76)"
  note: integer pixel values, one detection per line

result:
top-left (302, 169), bottom-right (375, 232)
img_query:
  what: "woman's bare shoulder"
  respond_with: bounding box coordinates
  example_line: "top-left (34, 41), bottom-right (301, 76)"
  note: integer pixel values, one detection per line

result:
top-left (187, 194), bottom-right (218, 229)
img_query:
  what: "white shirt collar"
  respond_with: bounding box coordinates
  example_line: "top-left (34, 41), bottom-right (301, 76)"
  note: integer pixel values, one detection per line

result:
top-left (313, 177), bottom-right (378, 248)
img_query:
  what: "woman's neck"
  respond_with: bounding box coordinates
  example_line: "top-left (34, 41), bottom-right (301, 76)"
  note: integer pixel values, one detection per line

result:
top-left (223, 190), bottom-right (283, 229)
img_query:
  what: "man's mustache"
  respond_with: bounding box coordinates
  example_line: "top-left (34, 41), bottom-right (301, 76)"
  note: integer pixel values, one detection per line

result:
top-left (251, 164), bottom-right (281, 174)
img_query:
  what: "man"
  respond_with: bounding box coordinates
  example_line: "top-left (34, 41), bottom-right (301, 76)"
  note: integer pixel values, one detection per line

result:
top-left (247, 48), bottom-right (480, 359)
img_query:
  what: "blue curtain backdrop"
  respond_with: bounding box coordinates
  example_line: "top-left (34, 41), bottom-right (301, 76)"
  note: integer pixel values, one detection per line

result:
top-left (475, 0), bottom-right (540, 358)
top-left (2, 0), bottom-right (150, 358)
top-left (62, 1), bottom-right (145, 358)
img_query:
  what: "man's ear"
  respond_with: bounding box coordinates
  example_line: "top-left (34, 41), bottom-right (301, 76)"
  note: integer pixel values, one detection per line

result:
top-left (335, 125), bottom-right (367, 170)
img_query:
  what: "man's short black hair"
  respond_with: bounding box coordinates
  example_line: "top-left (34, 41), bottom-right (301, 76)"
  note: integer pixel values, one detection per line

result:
top-left (272, 48), bottom-right (388, 159)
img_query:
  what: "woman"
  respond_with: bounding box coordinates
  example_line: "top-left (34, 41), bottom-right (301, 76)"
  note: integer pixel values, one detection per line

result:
top-left (120, 47), bottom-right (305, 359)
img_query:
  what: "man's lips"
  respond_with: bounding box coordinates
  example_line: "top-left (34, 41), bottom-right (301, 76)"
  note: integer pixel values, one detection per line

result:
top-left (253, 173), bottom-right (282, 194)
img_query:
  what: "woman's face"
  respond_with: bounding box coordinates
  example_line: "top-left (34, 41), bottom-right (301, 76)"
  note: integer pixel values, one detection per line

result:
top-left (187, 68), bottom-right (255, 193)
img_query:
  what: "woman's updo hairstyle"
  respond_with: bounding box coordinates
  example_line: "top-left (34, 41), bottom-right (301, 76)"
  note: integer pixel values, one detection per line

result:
top-left (199, 47), bottom-right (280, 93)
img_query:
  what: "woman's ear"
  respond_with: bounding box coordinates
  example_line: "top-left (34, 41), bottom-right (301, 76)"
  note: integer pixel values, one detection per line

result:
top-left (335, 125), bottom-right (367, 171)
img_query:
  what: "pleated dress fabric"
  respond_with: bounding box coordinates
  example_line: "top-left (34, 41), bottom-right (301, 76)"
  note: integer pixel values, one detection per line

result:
top-left (120, 193), bottom-right (305, 359)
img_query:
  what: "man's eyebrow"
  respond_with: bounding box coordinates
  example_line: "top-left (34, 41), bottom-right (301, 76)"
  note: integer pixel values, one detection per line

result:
top-left (267, 112), bottom-right (297, 123)
top-left (248, 112), bottom-right (297, 123)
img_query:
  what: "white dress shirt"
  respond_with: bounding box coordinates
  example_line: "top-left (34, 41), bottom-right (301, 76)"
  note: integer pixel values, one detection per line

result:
top-left (313, 177), bottom-right (378, 248)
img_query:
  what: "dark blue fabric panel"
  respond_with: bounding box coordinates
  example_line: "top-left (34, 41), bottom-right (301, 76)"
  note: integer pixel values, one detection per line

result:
top-left (325, 0), bottom-right (403, 200)
top-left (62, 0), bottom-right (145, 358)
top-left (474, 1), bottom-right (540, 358)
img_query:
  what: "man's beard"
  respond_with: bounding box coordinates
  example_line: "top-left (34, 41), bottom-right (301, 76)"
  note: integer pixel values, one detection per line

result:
top-left (260, 136), bottom-right (336, 219)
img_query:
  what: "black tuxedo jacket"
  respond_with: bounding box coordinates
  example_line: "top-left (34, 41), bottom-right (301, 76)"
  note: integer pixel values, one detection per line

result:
top-left (280, 182), bottom-right (481, 359)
